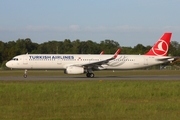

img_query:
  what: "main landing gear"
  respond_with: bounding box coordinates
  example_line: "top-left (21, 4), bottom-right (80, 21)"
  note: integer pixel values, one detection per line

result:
top-left (23, 69), bottom-right (27, 78)
top-left (86, 73), bottom-right (94, 78)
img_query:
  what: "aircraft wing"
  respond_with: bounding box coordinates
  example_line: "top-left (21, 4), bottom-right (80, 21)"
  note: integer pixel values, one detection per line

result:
top-left (74, 49), bottom-right (120, 68)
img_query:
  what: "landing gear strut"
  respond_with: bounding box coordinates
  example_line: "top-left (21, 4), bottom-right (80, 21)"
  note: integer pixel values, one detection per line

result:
top-left (86, 73), bottom-right (94, 78)
top-left (23, 69), bottom-right (27, 78)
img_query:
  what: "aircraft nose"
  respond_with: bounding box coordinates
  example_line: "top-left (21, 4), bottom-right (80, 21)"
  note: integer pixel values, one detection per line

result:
top-left (6, 61), bottom-right (12, 68)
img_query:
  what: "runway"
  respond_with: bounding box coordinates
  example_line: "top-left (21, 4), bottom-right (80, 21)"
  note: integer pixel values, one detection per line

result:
top-left (0, 75), bottom-right (180, 81)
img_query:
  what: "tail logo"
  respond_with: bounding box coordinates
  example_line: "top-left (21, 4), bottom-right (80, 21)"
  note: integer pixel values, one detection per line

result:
top-left (152, 40), bottom-right (168, 56)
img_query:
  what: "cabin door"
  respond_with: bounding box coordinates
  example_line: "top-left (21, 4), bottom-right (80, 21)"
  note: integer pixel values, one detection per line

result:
top-left (144, 58), bottom-right (148, 65)
top-left (23, 56), bottom-right (28, 65)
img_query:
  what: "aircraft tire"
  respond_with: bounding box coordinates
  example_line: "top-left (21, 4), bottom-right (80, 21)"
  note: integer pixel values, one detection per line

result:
top-left (86, 73), bottom-right (94, 78)
top-left (86, 73), bottom-right (90, 77)
top-left (23, 74), bottom-right (27, 78)
top-left (89, 73), bottom-right (94, 78)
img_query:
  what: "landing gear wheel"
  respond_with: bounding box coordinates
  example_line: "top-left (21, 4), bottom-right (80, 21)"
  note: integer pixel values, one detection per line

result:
top-left (86, 73), bottom-right (90, 77)
top-left (23, 74), bottom-right (27, 78)
top-left (86, 73), bottom-right (94, 78)
top-left (90, 73), bottom-right (94, 78)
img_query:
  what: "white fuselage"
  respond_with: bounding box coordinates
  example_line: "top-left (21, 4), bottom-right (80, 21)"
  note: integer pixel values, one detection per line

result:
top-left (6, 54), bottom-right (170, 70)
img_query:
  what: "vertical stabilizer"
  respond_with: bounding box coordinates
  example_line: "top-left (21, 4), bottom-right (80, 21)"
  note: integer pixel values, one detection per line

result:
top-left (145, 33), bottom-right (172, 56)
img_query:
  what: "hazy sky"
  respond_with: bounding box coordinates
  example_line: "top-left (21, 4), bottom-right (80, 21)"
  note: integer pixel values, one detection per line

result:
top-left (0, 0), bottom-right (180, 46)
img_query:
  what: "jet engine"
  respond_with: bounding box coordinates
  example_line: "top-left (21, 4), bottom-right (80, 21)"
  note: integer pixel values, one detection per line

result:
top-left (64, 66), bottom-right (85, 74)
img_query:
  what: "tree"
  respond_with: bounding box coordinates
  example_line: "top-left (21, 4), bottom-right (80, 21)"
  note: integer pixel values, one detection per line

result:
top-left (99, 40), bottom-right (120, 53)
top-left (169, 41), bottom-right (180, 56)
top-left (121, 46), bottom-right (133, 54)
top-left (0, 41), bottom-right (5, 63)
top-left (132, 44), bottom-right (146, 54)
top-left (71, 39), bottom-right (81, 54)
top-left (63, 39), bottom-right (73, 53)
top-left (84, 40), bottom-right (100, 54)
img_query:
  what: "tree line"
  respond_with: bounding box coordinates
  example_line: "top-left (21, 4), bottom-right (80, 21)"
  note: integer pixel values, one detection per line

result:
top-left (0, 38), bottom-right (180, 68)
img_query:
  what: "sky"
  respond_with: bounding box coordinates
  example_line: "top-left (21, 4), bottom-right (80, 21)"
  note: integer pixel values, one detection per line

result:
top-left (0, 0), bottom-right (180, 47)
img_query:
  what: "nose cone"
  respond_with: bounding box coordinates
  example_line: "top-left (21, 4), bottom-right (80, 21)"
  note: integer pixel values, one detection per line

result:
top-left (6, 61), bottom-right (12, 68)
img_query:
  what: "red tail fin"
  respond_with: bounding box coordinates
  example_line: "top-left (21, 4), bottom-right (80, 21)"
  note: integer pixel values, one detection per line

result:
top-left (145, 33), bottom-right (172, 56)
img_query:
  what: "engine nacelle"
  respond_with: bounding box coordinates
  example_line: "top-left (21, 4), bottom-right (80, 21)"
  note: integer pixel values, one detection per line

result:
top-left (64, 66), bottom-right (85, 74)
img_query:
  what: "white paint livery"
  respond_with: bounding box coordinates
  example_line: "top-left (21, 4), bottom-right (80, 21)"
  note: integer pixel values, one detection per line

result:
top-left (6, 33), bottom-right (173, 78)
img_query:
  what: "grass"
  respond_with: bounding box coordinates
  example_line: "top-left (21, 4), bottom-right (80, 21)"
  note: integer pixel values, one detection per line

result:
top-left (1, 70), bottom-right (180, 119)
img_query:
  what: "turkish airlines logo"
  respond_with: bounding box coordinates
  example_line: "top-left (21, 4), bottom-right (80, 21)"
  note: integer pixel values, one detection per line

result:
top-left (152, 39), bottom-right (168, 56)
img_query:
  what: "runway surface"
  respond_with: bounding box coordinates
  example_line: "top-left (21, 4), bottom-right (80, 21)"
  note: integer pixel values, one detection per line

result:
top-left (0, 75), bottom-right (180, 81)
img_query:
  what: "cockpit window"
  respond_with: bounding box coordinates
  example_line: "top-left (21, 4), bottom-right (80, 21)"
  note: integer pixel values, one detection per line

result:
top-left (12, 58), bottom-right (18, 61)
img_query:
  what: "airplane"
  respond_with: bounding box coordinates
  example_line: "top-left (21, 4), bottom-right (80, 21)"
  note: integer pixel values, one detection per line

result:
top-left (6, 32), bottom-right (174, 78)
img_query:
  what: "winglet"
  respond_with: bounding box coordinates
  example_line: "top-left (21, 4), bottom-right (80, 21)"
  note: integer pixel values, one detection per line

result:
top-left (100, 50), bottom-right (104, 55)
top-left (113, 48), bottom-right (121, 58)
top-left (145, 33), bottom-right (172, 56)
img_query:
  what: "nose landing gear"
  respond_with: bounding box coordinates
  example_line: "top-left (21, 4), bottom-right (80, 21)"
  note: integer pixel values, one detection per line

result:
top-left (23, 69), bottom-right (27, 78)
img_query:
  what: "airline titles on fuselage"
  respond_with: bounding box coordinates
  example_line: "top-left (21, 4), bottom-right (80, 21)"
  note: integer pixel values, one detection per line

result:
top-left (29, 55), bottom-right (74, 60)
